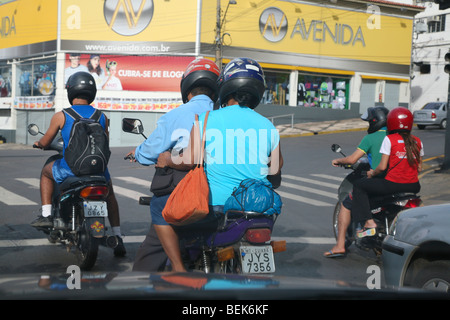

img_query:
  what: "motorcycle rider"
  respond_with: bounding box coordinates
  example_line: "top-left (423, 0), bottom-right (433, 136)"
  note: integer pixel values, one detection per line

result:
top-left (351, 107), bottom-right (423, 237)
top-left (30, 71), bottom-right (126, 257)
top-left (129, 58), bottom-right (221, 272)
top-left (157, 57), bottom-right (283, 270)
top-left (324, 106), bottom-right (388, 258)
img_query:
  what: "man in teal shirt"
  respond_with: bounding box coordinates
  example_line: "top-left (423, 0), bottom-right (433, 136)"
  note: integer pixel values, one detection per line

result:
top-left (324, 106), bottom-right (388, 258)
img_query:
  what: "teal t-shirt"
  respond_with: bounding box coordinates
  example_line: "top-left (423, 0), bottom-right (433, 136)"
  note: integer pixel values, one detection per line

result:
top-left (198, 104), bottom-right (280, 206)
top-left (357, 128), bottom-right (387, 169)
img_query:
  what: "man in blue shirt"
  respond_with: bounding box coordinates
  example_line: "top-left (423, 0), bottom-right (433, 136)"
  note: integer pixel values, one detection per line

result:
top-left (31, 72), bottom-right (126, 257)
top-left (156, 58), bottom-right (283, 270)
top-left (130, 58), bottom-right (220, 272)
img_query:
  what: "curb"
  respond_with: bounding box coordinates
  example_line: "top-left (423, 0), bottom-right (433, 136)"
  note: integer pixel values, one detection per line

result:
top-left (279, 127), bottom-right (366, 138)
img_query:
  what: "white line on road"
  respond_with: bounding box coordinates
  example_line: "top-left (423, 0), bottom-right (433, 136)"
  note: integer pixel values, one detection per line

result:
top-left (281, 181), bottom-right (337, 199)
top-left (283, 174), bottom-right (340, 189)
top-left (115, 176), bottom-right (151, 187)
top-left (277, 190), bottom-right (333, 207)
top-left (0, 186), bottom-right (37, 206)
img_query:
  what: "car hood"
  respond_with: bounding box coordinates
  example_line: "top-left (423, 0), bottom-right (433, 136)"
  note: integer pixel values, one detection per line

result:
top-left (392, 203), bottom-right (450, 245)
top-left (0, 271), bottom-right (446, 300)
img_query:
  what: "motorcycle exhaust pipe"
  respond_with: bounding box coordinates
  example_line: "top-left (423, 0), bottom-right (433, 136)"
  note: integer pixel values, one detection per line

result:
top-left (100, 235), bottom-right (119, 248)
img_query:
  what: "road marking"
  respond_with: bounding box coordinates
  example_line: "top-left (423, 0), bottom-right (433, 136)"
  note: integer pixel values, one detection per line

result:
top-left (16, 178), bottom-right (40, 188)
top-left (281, 181), bottom-right (337, 199)
top-left (283, 174), bottom-right (340, 189)
top-left (0, 186), bottom-right (37, 205)
top-left (0, 235), bottom-right (336, 248)
top-left (115, 176), bottom-right (151, 187)
top-left (310, 174), bottom-right (345, 182)
top-left (113, 185), bottom-right (148, 201)
top-left (276, 190), bottom-right (333, 207)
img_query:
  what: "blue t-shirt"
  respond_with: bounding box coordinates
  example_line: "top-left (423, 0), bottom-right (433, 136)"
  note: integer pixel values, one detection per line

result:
top-left (135, 94), bottom-right (214, 165)
top-left (198, 104), bottom-right (280, 206)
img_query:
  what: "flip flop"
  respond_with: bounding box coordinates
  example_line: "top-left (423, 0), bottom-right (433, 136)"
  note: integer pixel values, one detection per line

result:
top-left (357, 227), bottom-right (376, 238)
top-left (323, 250), bottom-right (347, 258)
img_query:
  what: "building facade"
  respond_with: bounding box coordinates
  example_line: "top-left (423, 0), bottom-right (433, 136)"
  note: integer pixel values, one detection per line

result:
top-left (411, 0), bottom-right (450, 111)
top-left (0, 0), bottom-right (422, 146)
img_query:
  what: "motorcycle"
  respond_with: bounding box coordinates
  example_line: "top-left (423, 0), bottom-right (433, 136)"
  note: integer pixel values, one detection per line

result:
top-left (28, 124), bottom-right (118, 270)
top-left (331, 143), bottom-right (422, 256)
top-left (122, 118), bottom-right (286, 274)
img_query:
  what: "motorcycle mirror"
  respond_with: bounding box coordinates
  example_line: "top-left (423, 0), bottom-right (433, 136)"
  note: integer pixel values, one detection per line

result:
top-left (122, 118), bottom-right (147, 139)
top-left (27, 124), bottom-right (41, 136)
top-left (331, 144), bottom-right (341, 153)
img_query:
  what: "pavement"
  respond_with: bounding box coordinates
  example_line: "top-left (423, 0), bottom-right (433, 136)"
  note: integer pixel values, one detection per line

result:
top-left (1, 117), bottom-right (449, 206)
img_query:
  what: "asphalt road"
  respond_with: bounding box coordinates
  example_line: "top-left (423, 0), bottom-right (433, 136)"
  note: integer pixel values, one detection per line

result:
top-left (0, 126), bottom-right (447, 288)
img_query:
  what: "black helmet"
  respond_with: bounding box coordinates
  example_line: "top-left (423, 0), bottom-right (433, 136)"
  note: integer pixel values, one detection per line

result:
top-left (180, 58), bottom-right (220, 103)
top-left (217, 57), bottom-right (266, 109)
top-left (361, 106), bottom-right (389, 133)
top-left (66, 72), bottom-right (97, 105)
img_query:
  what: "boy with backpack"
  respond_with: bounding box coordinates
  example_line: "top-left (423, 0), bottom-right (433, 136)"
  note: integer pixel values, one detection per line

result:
top-left (31, 72), bottom-right (126, 257)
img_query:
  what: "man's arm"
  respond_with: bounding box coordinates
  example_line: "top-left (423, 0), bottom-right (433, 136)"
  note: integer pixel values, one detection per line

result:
top-left (34, 111), bottom-right (64, 149)
top-left (332, 148), bottom-right (365, 167)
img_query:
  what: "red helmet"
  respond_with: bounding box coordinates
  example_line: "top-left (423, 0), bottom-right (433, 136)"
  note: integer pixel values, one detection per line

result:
top-left (387, 107), bottom-right (414, 132)
top-left (180, 58), bottom-right (220, 103)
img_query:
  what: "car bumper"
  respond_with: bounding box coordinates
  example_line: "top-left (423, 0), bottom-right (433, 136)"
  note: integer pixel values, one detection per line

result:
top-left (414, 119), bottom-right (439, 126)
top-left (382, 235), bottom-right (418, 288)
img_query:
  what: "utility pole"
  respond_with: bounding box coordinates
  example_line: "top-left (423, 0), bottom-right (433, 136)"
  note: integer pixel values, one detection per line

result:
top-left (215, 0), bottom-right (236, 70)
top-left (441, 51), bottom-right (450, 171)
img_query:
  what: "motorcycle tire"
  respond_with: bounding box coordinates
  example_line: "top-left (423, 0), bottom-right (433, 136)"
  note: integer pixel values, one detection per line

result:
top-left (75, 219), bottom-right (99, 270)
top-left (332, 201), bottom-right (354, 250)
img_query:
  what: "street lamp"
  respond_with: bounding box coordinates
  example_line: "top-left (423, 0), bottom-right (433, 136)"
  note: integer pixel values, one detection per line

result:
top-left (215, 0), bottom-right (237, 70)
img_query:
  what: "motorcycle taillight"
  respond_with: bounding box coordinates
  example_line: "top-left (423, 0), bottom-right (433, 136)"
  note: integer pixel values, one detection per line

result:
top-left (245, 228), bottom-right (271, 244)
top-left (404, 198), bottom-right (422, 208)
top-left (80, 186), bottom-right (109, 200)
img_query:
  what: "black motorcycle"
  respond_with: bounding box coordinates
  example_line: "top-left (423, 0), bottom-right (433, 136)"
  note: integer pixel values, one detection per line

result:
top-left (28, 124), bottom-right (118, 270)
top-left (331, 144), bottom-right (422, 256)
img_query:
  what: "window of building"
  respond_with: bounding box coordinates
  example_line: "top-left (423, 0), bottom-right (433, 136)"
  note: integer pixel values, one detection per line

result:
top-left (261, 70), bottom-right (290, 106)
top-left (0, 63), bottom-right (12, 98)
top-left (15, 58), bottom-right (56, 97)
top-left (427, 14), bottom-right (446, 33)
top-left (297, 73), bottom-right (350, 109)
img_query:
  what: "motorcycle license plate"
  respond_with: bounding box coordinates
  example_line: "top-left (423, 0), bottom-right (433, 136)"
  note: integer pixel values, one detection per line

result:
top-left (240, 245), bottom-right (275, 274)
top-left (83, 201), bottom-right (108, 217)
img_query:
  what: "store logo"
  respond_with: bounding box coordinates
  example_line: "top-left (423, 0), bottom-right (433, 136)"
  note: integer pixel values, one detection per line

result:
top-left (259, 7), bottom-right (288, 42)
top-left (104, 0), bottom-right (154, 36)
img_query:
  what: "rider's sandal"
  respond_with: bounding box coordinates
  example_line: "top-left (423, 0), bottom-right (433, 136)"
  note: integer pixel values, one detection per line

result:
top-left (356, 227), bottom-right (376, 238)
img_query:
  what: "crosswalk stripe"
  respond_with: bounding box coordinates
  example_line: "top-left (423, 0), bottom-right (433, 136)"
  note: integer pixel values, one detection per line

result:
top-left (16, 178), bottom-right (40, 188)
top-left (276, 190), bottom-right (333, 207)
top-left (113, 185), bottom-right (147, 201)
top-left (310, 174), bottom-right (345, 182)
top-left (115, 176), bottom-right (151, 187)
top-left (283, 174), bottom-right (340, 189)
top-left (281, 181), bottom-right (337, 199)
top-left (0, 186), bottom-right (37, 205)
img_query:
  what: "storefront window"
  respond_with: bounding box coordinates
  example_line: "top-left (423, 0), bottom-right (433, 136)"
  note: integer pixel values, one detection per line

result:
top-left (297, 74), bottom-right (350, 109)
top-left (16, 58), bottom-right (56, 97)
top-left (261, 70), bottom-right (290, 106)
top-left (0, 63), bottom-right (12, 98)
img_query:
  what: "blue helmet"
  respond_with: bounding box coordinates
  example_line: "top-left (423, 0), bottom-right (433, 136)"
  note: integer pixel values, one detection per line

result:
top-left (217, 58), bottom-right (266, 109)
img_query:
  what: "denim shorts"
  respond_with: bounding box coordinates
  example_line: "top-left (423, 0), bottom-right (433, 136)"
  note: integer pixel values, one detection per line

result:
top-left (52, 158), bottom-right (111, 184)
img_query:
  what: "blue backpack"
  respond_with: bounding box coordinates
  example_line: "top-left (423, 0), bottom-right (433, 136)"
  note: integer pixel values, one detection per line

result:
top-left (224, 179), bottom-right (282, 216)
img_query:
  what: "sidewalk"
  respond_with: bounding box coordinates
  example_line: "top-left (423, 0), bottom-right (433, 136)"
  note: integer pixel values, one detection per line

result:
top-left (276, 118), bottom-right (368, 138)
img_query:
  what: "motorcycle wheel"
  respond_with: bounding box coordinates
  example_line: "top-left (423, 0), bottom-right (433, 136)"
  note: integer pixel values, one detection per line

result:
top-left (75, 218), bottom-right (99, 271)
top-left (332, 201), bottom-right (354, 250)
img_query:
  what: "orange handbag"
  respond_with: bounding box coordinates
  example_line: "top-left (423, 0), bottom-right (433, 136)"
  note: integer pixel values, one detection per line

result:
top-left (162, 112), bottom-right (210, 226)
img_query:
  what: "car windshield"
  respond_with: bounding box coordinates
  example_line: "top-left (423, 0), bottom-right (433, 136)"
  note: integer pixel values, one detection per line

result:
top-left (422, 103), bottom-right (442, 110)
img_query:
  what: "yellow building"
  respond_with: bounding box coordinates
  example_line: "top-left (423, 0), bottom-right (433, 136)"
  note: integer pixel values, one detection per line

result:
top-left (0, 0), bottom-right (423, 145)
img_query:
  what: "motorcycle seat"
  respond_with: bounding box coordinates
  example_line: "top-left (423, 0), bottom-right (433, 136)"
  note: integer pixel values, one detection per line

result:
top-left (59, 175), bottom-right (107, 191)
top-left (369, 192), bottom-right (418, 205)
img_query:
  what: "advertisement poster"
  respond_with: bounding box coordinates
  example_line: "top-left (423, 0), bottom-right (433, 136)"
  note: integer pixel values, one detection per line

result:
top-left (64, 53), bottom-right (195, 92)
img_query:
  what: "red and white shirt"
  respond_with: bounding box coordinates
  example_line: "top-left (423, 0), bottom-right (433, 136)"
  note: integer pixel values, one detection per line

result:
top-left (380, 133), bottom-right (424, 184)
